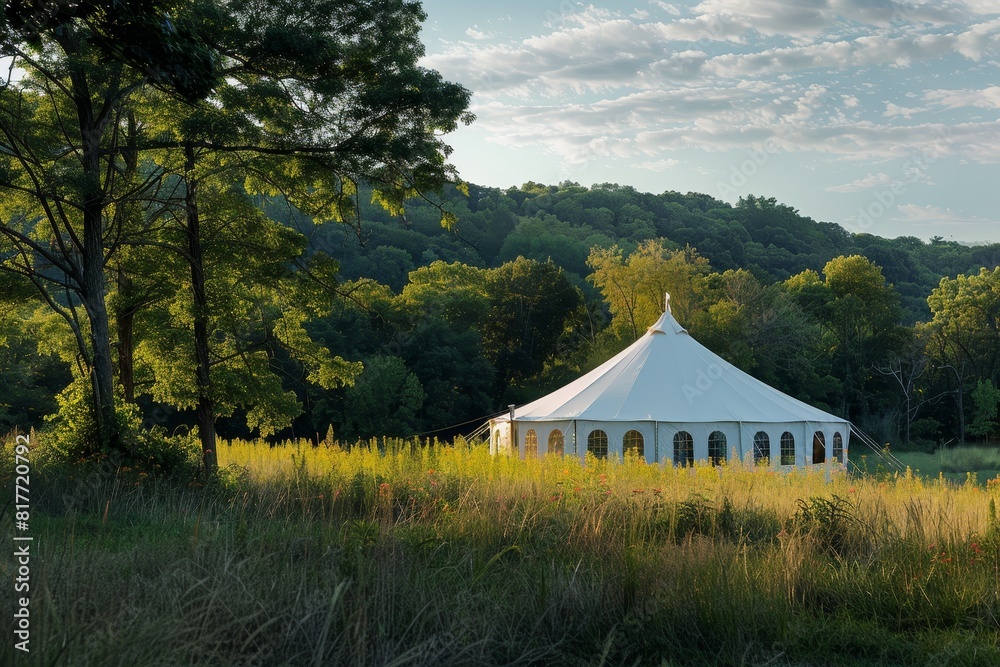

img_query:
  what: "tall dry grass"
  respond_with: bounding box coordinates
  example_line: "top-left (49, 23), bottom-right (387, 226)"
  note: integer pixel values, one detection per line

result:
top-left (3, 437), bottom-right (998, 666)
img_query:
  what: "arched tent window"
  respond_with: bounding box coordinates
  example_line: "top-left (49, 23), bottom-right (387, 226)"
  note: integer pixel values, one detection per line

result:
top-left (493, 429), bottom-right (501, 453)
top-left (780, 432), bottom-right (795, 465)
top-left (708, 431), bottom-right (727, 466)
top-left (673, 431), bottom-right (694, 467)
top-left (623, 430), bottom-right (644, 459)
top-left (548, 430), bottom-right (564, 456)
top-left (587, 430), bottom-right (608, 459)
top-left (833, 432), bottom-right (844, 463)
top-left (812, 432), bottom-right (826, 464)
top-left (753, 432), bottom-right (770, 464)
top-left (525, 429), bottom-right (538, 458)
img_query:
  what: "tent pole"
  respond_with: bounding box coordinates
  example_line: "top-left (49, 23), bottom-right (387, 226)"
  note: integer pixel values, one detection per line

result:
top-left (508, 404), bottom-right (517, 458)
top-left (738, 421), bottom-right (744, 464)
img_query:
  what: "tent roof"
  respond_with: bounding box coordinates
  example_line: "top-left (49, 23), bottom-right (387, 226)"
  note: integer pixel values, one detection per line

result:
top-left (507, 308), bottom-right (847, 425)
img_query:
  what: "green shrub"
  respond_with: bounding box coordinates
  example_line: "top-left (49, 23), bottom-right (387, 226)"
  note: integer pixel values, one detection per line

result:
top-left (44, 380), bottom-right (200, 479)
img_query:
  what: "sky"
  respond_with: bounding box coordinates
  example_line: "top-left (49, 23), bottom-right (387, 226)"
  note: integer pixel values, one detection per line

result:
top-left (418, 0), bottom-right (1000, 243)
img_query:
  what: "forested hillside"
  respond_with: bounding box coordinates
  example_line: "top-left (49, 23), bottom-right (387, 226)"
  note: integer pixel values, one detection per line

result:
top-left (9, 176), bottom-right (1000, 450)
top-left (311, 182), bottom-right (1000, 324)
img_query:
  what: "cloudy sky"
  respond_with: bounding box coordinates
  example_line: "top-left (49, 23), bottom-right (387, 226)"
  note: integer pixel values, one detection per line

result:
top-left (418, 0), bottom-right (1000, 242)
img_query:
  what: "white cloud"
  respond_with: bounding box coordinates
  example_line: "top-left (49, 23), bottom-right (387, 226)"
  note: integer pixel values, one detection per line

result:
top-left (884, 102), bottom-right (928, 118)
top-left (893, 204), bottom-right (991, 223)
top-left (472, 82), bottom-right (1000, 166)
top-left (957, 0), bottom-right (1000, 14)
top-left (421, 0), bottom-right (1000, 195)
top-left (425, 9), bottom-right (684, 97)
top-left (651, 1), bottom-right (681, 15)
top-left (708, 0), bottom-right (966, 34)
top-left (678, 0), bottom-right (966, 42)
top-left (784, 84), bottom-right (830, 123)
top-left (424, 8), bottom-right (1000, 104)
top-left (659, 15), bottom-right (748, 43)
top-left (691, 0), bottom-right (845, 37)
top-left (638, 22), bottom-right (1000, 87)
top-left (955, 17), bottom-right (1000, 59)
top-left (702, 30), bottom-right (987, 79)
top-left (926, 85), bottom-right (1000, 109)
top-left (643, 51), bottom-right (710, 82)
top-left (826, 172), bottom-right (895, 192)
top-left (635, 118), bottom-right (1000, 163)
top-left (632, 158), bottom-right (682, 171)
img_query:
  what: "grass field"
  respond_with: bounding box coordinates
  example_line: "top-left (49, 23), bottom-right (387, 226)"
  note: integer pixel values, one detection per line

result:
top-left (3, 437), bottom-right (999, 666)
top-left (886, 445), bottom-right (1000, 485)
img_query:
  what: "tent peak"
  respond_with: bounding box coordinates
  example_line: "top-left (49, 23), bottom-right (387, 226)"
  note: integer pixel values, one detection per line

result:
top-left (648, 306), bottom-right (688, 335)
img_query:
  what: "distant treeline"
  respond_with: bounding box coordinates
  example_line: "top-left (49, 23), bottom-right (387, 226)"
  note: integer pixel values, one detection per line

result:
top-left (309, 182), bottom-right (1000, 324)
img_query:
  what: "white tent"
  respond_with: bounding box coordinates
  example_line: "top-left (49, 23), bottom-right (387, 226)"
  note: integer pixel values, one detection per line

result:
top-left (489, 299), bottom-right (849, 466)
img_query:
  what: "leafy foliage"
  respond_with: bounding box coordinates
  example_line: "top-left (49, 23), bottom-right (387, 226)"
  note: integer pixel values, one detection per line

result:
top-left (44, 379), bottom-right (199, 477)
top-left (0, 302), bottom-right (70, 433)
top-left (969, 380), bottom-right (1000, 438)
top-left (481, 257), bottom-right (583, 398)
top-left (0, 0), bottom-right (472, 463)
top-left (587, 240), bottom-right (710, 339)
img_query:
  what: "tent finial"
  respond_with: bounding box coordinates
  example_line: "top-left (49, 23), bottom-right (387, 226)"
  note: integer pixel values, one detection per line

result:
top-left (665, 292), bottom-right (671, 314)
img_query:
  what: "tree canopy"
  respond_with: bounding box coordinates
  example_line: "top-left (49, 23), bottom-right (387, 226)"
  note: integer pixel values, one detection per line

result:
top-left (0, 0), bottom-right (471, 471)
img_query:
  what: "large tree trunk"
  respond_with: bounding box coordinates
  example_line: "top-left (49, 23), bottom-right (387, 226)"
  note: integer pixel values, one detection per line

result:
top-left (905, 394), bottom-right (911, 444)
top-left (117, 299), bottom-right (136, 403)
top-left (81, 243), bottom-right (121, 453)
top-left (70, 47), bottom-right (122, 455)
top-left (116, 112), bottom-right (140, 406)
top-left (957, 381), bottom-right (966, 445)
top-left (185, 145), bottom-right (218, 476)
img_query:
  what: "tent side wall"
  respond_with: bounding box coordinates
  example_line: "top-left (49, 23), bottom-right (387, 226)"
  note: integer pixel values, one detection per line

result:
top-left (509, 419), bottom-right (849, 467)
top-left (488, 419), bottom-right (512, 456)
top-left (507, 421), bottom-right (575, 457)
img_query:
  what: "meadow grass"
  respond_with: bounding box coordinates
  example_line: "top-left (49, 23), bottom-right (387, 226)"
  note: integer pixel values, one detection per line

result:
top-left (890, 445), bottom-right (1000, 484)
top-left (3, 437), bottom-right (999, 666)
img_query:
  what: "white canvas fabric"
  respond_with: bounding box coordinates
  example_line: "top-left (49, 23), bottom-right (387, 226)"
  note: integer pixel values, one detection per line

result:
top-left (490, 306), bottom-right (849, 465)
